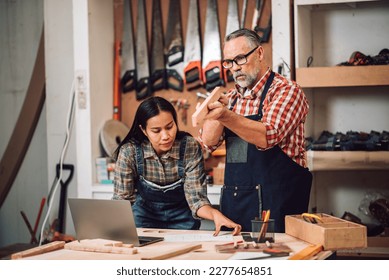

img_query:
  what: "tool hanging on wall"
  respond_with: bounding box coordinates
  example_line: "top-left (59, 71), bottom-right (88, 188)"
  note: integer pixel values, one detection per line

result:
top-left (183, 0), bottom-right (203, 91)
top-left (251, 0), bottom-right (264, 31)
top-left (164, 0), bottom-right (185, 92)
top-left (113, 0), bottom-right (123, 120)
top-left (120, 0), bottom-right (136, 93)
top-left (224, 0), bottom-right (240, 84)
top-left (202, 0), bottom-right (225, 91)
top-left (170, 98), bottom-right (190, 125)
top-left (150, 0), bottom-right (167, 92)
top-left (255, 15), bottom-right (272, 43)
top-left (135, 0), bottom-right (153, 100)
top-left (240, 0), bottom-right (248, 28)
top-left (252, 0), bottom-right (272, 43)
top-left (177, 99), bottom-right (190, 125)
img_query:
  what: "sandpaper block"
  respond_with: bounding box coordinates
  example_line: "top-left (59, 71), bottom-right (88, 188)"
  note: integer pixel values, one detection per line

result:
top-left (191, 87), bottom-right (223, 127)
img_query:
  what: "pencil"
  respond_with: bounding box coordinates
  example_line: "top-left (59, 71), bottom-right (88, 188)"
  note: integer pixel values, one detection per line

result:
top-left (257, 210), bottom-right (271, 242)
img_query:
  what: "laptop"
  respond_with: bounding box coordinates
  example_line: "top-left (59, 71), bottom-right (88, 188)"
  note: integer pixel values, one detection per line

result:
top-left (68, 198), bottom-right (164, 247)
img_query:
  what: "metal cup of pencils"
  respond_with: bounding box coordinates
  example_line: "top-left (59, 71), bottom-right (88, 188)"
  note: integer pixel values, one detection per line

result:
top-left (251, 218), bottom-right (275, 243)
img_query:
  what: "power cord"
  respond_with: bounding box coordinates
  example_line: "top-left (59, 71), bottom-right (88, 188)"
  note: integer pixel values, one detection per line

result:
top-left (38, 78), bottom-right (76, 246)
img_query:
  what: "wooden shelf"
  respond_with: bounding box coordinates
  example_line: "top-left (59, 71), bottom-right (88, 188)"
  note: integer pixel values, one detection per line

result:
top-left (295, 0), bottom-right (380, 5)
top-left (307, 151), bottom-right (389, 171)
top-left (296, 65), bottom-right (389, 88)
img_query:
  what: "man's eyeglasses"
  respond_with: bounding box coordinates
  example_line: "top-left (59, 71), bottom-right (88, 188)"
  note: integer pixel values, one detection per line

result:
top-left (222, 46), bottom-right (259, 69)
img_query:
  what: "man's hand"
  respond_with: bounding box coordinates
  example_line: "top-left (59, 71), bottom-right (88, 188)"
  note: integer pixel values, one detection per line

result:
top-left (205, 94), bottom-right (229, 121)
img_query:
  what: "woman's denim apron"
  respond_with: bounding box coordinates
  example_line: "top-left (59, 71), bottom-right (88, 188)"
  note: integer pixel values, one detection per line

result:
top-left (132, 137), bottom-right (200, 230)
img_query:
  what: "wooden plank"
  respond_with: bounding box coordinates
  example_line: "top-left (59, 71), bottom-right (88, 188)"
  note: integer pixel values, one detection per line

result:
top-left (288, 244), bottom-right (323, 260)
top-left (296, 65), bottom-right (389, 88)
top-left (64, 240), bottom-right (137, 255)
top-left (307, 151), bottom-right (389, 171)
top-left (141, 244), bottom-right (202, 260)
top-left (295, 0), bottom-right (376, 5)
top-left (191, 87), bottom-right (223, 127)
top-left (11, 241), bottom-right (65, 259)
top-left (0, 28), bottom-right (46, 207)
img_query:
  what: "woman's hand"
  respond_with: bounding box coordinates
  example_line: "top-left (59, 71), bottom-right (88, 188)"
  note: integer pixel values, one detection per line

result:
top-left (212, 211), bottom-right (242, 236)
top-left (197, 205), bottom-right (242, 236)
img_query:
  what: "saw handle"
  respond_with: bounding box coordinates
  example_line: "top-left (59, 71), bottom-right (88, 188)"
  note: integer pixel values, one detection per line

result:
top-left (136, 77), bottom-right (152, 101)
top-left (184, 61), bottom-right (202, 83)
top-left (150, 69), bottom-right (167, 91)
top-left (223, 68), bottom-right (234, 84)
top-left (121, 69), bottom-right (136, 93)
top-left (166, 69), bottom-right (184, 92)
top-left (184, 61), bottom-right (203, 90)
top-left (203, 60), bottom-right (225, 90)
top-left (166, 45), bottom-right (184, 67)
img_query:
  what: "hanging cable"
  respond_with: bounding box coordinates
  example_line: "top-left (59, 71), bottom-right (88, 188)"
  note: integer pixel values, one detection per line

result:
top-left (38, 79), bottom-right (76, 246)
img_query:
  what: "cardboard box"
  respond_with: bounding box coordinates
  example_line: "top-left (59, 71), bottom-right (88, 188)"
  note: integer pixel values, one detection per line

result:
top-left (285, 213), bottom-right (367, 250)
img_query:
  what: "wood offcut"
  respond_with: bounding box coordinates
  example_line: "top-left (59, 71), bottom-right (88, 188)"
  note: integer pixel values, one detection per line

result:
top-left (191, 87), bottom-right (223, 127)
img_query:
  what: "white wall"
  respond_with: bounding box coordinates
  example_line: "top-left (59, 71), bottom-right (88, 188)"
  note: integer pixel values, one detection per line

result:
top-left (43, 0), bottom-right (78, 242)
top-left (0, 0), bottom-right (47, 247)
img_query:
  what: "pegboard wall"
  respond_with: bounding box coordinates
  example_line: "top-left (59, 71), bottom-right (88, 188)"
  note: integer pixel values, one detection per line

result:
top-left (115, 0), bottom-right (272, 168)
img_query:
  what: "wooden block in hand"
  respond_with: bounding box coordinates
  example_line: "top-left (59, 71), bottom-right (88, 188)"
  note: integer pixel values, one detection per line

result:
top-left (191, 87), bottom-right (223, 127)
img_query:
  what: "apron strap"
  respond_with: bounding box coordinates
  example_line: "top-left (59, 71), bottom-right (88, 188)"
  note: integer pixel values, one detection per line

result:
top-left (135, 143), bottom-right (144, 176)
top-left (258, 71), bottom-right (274, 119)
top-left (178, 136), bottom-right (187, 178)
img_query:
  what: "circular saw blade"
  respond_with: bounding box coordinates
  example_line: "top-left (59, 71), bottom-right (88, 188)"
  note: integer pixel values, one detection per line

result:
top-left (100, 119), bottom-right (129, 157)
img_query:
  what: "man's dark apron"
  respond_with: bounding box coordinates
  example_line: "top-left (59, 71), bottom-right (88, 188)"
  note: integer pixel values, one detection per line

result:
top-left (220, 72), bottom-right (312, 232)
top-left (132, 137), bottom-right (200, 230)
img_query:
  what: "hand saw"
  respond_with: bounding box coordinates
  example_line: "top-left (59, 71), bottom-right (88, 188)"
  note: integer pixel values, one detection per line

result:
top-left (183, 0), bottom-right (203, 91)
top-left (224, 0), bottom-right (240, 84)
top-left (251, 0), bottom-right (264, 31)
top-left (240, 0), bottom-right (248, 28)
top-left (135, 0), bottom-right (152, 100)
top-left (253, 0), bottom-right (272, 43)
top-left (120, 0), bottom-right (136, 93)
top-left (150, 0), bottom-right (167, 92)
top-left (202, 0), bottom-right (225, 91)
top-left (164, 0), bottom-right (184, 92)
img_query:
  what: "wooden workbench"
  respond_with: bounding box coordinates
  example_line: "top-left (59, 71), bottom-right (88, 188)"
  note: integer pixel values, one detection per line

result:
top-left (13, 229), bottom-right (323, 260)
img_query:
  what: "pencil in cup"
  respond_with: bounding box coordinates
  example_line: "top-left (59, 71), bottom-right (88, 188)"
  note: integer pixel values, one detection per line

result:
top-left (251, 219), bottom-right (275, 243)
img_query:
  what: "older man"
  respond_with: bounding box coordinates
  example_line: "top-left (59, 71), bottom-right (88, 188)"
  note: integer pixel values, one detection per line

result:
top-left (199, 28), bottom-right (312, 232)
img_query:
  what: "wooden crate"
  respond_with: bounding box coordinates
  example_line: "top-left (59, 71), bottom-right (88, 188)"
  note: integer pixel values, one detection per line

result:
top-left (285, 213), bottom-right (367, 250)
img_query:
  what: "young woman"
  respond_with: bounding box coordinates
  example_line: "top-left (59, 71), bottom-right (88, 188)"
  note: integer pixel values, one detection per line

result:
top-left (113, 96), bottom-right (241, 235)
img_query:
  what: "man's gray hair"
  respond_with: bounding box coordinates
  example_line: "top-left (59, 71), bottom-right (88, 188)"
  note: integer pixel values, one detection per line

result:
top-left (225, 28), bottom-right (262, 48)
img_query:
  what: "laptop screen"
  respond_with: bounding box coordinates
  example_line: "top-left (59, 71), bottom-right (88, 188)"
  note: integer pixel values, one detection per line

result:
top-left (68, 198), bottom-right (163, 246)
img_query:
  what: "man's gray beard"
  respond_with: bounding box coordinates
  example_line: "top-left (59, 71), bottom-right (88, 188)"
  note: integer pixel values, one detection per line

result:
top-left (234, 72), bottom-right (257, 89)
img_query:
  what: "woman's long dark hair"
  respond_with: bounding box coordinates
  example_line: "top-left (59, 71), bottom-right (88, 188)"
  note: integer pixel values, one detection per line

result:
top-left (113, 96), bottom-right (188, 160)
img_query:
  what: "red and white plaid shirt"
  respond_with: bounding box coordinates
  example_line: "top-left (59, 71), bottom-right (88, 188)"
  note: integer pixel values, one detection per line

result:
top-left (199, 68), bottom-right (309, 168)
